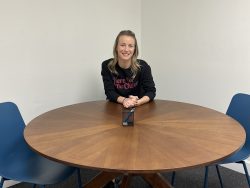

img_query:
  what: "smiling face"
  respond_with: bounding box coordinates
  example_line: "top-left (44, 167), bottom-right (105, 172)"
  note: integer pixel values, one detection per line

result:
top-left (116, 35), bottom-right (135, 65)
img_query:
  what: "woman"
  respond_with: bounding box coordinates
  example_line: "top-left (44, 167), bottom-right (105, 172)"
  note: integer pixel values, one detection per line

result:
top-left (101, 30), bottom-right (156, 108)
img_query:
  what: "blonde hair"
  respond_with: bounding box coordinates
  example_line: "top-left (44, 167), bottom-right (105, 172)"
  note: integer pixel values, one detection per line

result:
top-left (108, 30), bottom-right (140, 79)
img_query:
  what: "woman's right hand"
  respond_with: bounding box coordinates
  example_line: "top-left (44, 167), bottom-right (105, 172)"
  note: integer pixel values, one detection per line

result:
top-left (129, 95), bottom-right (139, 101)
top-left (123, 96), bottom-right (138, 108)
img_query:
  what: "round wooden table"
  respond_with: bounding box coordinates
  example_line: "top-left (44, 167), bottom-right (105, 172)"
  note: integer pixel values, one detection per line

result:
top-left (24, 100), bottom-right (246, 188)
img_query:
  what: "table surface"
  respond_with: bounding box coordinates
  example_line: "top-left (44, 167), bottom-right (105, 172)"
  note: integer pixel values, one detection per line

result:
top-left (24, 100), bottom-right (245, 173)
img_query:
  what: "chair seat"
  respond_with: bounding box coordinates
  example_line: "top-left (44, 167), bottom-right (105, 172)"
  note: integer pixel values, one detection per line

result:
top-left (0, 140), bottom-right (75, 185)
top-left (220, 144), bottom-right (250, 164)
top-left (172, 93), bottom-right (250, 188)
top-left (0, 102), bottom-right (81, 188)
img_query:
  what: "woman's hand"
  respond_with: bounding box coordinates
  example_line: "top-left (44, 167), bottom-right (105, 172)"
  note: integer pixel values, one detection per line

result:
top-left (120, 95), bottom-right (150, 108)
top-left (135, 96), bottom-right (150, 106)
top-left (123, 97), bottom-right (137, 108)
top-left (129, 95), bottom-right (139, 102)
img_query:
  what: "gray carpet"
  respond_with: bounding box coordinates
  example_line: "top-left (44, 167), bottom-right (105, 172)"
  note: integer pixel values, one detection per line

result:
top-left (9, 166), bottom-right (249, 188)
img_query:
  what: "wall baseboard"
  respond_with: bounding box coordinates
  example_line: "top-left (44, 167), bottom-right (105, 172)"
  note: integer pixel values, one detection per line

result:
top-left (221, 161), bottom-right (250, 174)
top-left (1, 180), bottom-right (20, 188)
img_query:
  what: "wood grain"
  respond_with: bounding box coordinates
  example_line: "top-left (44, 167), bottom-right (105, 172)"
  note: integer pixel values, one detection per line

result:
top-left (24, 100), bottom-right (245, 173)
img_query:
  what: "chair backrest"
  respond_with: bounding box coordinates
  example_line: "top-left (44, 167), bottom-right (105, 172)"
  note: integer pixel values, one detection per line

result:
top-left (0, 102), bottom-right (26, 158)
top-left (226, 93), bottom-right (250, 147)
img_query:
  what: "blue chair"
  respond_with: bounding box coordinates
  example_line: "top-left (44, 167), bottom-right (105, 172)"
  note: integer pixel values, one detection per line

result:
top-left (0, 102), bottom-right (82, 188)
top-left (203, 93), bottom-right (250, 188)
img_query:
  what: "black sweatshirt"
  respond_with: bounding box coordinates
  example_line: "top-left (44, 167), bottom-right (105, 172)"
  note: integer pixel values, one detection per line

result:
top-left (101, 59), bottom-right (156, 102)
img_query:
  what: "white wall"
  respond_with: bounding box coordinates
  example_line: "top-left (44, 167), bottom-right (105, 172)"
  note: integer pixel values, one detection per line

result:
top-left (0, 0), bottom-right (141, 187)
top-left (142, 0), bottom-right (250, 112)
top-left (1, 0), bottom-right (250, 186)
top-left (0, 0), bottom-right (141, 124)
top-left (141, 0), bottom-right (250, 174)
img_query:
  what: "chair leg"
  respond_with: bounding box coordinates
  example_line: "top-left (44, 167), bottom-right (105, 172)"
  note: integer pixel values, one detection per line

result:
top-left (32, 184), bottom-right (36, 188)
top-left (0, 177), bottom-right (6, 188)
top-left (171, 171), bottom-right (176, 186)
top-left (215, 165), bottom-right (223, 188)
top-left (240, 161), bottom-right (250, 188)
top-left (203, 166), bottom-right (209, 188)
top-left (76, 168), bottom-right (82, 188)
top-left (114, 176), bottom-right (122, 188)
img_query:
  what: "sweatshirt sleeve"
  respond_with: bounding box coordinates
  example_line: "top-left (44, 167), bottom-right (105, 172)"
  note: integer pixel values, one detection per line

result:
top-left (101, 60), bottom-right (120, 102)
top-left (140, 61), bottom-right (156, 100)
